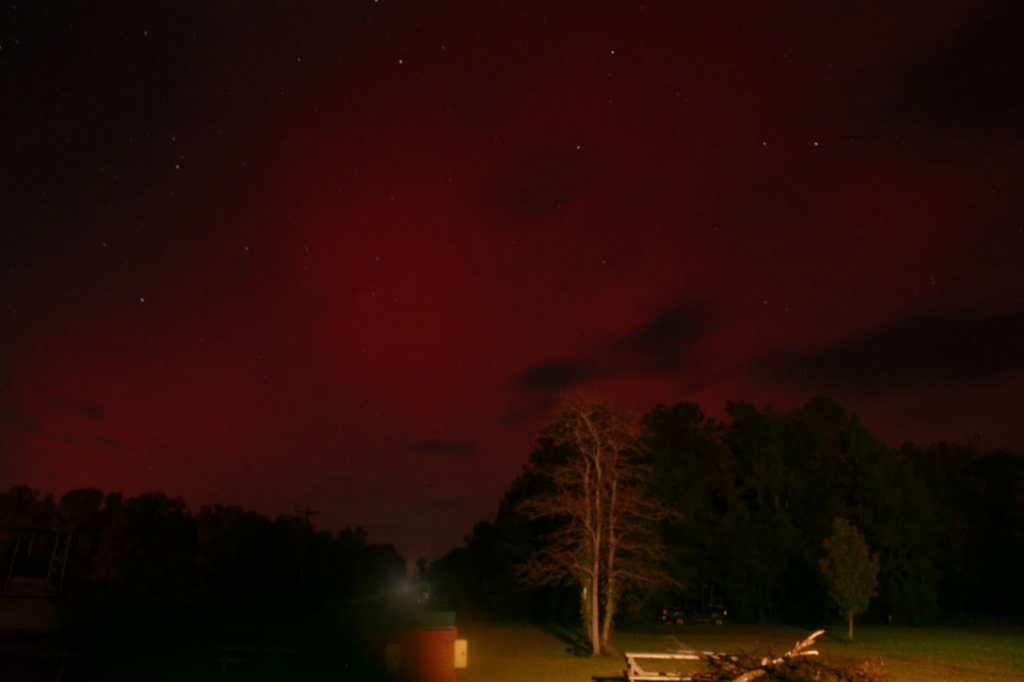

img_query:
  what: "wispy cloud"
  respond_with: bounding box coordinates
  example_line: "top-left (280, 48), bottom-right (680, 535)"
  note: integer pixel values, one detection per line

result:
top-left (407, 440), bottom-right (477, 457)
top-left (52, 394), bottom-right (105, 422)
top-left (763, 306), bottom-right (1024, 393)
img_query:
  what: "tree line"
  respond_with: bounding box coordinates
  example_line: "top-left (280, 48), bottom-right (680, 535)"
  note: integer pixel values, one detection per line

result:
top-left (3, 392), bottom-right (1021, 646)
top-left (428, 394), bottom-right (1024, 642)
top-left (0, 487), bottom-right (406, 612)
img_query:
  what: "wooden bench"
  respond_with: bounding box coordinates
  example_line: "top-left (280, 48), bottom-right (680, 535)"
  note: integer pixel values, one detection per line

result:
top-left (625, 651), bottom-right (709, 681)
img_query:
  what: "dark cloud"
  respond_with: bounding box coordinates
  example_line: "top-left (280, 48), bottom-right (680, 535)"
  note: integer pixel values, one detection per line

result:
top-left (2, 401), bottom-right (40, 433)
top-left (407, 440), bottom-right (477, 457)
top-left (504, 358), bottom-right (598, 422)
top-left (867, 2), bottom-right (1024, 135)
top-left (512, 359), bottom-right (596, 396)
top-left (52, 394), bottom-right (105, 422)
top-left (94, 435), bottom-right (121, 450)
top-left (770, 307), bottom-right (1024, 393)
top-left (613, 304), bottom-right (708, 373)
top-left (508, 301), bottom-right (711, 417)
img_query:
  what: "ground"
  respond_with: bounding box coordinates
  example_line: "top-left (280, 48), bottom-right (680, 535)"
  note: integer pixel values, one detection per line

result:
top-left (454, 619), bottom-right (1024, 682)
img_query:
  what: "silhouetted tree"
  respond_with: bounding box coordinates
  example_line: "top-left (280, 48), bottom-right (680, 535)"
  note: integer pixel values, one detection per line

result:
top-left (721, 402), bottom-right (796, 621)
top-left (643, 403), bottom-right (731, 607)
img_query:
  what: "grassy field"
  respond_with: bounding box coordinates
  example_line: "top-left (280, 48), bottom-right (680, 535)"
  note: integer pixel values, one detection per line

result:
top-left (455, 619), bottom-right (1024, 682)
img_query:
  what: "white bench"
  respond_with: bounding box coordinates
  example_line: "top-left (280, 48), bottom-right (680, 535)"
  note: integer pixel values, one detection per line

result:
top-left (625, 651), bottom-right (709, 681)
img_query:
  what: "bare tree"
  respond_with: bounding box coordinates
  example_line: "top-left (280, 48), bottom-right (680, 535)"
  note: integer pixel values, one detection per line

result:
top-left (518, 392), bottom-right (674, 655)
top-left (600, 464), bottom-right (675, 650)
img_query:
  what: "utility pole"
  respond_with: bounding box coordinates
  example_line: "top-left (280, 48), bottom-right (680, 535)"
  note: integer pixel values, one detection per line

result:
top-left (295, 507), bottom-right (319, 594)
top-left (295, 506), bottom-right (320, 528)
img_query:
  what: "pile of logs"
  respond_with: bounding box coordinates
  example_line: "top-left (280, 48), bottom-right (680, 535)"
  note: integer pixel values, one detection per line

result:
top-left (688, 630), bottom-right (884, 682)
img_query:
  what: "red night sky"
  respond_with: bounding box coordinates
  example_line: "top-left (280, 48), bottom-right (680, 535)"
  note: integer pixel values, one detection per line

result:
top-left (2, 1), bottom-right (1022, 562)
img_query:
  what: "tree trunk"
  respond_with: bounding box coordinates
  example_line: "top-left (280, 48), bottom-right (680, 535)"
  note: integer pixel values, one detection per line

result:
top-left (600, 476), bottom-right (618, 653)
top-left (580, 583), bottom-right (589, 644)
top-left (600, 582), bottom-right (615, 653)
top-left (590, 445), bottom-right (603, 656)
top-left (847, 610), bottom-right (854, 640)
top-left (589, 568), bottom-right (601, 655)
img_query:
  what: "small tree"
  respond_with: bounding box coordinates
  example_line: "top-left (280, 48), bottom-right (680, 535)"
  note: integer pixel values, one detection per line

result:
top-left (819, 518), bottom-right (880, 640)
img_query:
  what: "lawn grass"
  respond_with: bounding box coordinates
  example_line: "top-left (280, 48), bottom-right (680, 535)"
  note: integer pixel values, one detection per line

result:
top-left (455, 619), bottom-right (1024, 682)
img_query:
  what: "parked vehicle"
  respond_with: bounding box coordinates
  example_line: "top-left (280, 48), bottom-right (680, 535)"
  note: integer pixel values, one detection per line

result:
top-left (659, 604), bottom-right (728, 625)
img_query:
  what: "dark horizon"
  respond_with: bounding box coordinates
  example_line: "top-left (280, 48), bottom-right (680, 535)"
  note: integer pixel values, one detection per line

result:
top-left (3, 0), bottom-right (1023, 562)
